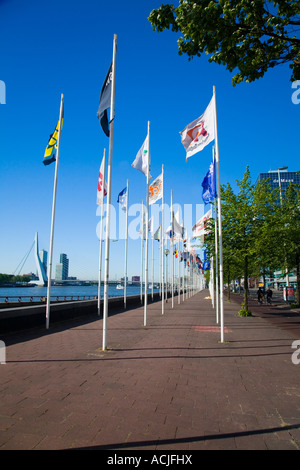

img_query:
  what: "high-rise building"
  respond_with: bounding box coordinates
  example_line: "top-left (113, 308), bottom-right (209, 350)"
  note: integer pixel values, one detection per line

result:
top-left (55, 263), bottom-right (63, 281)
top-left (256, 170), bottom-right (299, 288)
top-left (55, 253), bottom-right (69, 281)
top-left (60, 253), bottom-right (69, 280)
top-left (256, 170), bottom-right (300, 199)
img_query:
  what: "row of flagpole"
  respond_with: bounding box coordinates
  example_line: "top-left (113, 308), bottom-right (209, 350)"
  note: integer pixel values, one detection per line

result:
top-left (43, 34), bottom-right (225, 347)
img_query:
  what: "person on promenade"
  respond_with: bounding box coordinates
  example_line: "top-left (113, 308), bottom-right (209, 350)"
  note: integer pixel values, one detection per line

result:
top-left (257, 287), bottom-right (264, 305)
top-left (266, 287), bottom-right (273, 304)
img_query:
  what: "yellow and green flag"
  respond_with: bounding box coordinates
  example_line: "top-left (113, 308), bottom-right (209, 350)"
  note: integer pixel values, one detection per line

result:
top-left (43, 116), bottom-right (63, 165)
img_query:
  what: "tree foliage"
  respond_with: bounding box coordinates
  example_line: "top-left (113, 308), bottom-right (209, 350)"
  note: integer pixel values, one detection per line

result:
top-left (204, 166), bottom-right (283, 313)
top-left (0, 273), bottom-right (30, 284)
top-left (148, 0), bottom-right (300, 85)
top-left (276, 182), bottom-right (300, 304)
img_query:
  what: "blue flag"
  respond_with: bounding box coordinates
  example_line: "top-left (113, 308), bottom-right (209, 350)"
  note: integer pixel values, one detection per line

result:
top-left (202, 250), bottom-right (210, 270)
top-left (97, 63), bottom-right (112, 136)
top-left (202, 160), bottom-right (216, 204)
top-left (117, 187), bottom-right (127, 212)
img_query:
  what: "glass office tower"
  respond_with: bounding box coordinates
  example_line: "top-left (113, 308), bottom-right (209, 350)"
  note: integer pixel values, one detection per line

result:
top-left (256, 170), bottom-right (300, 197)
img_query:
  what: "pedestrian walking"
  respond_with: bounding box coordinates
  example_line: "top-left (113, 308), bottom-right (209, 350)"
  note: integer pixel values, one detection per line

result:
top-left (257, 287), bottom-right (264, 305)
top-left (266, 286), bottom-right (273, 304)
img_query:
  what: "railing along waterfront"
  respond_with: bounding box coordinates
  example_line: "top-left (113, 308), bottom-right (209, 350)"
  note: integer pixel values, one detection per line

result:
top-left (0, 295), bottom-right (97, 304)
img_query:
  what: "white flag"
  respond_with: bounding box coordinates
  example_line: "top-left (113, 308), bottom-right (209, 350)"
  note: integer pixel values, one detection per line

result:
top-left (174, 210), bottom-right (184, 239)
top-left (131, 134), bottom-right (151, 177)
top-left (180, 95), bottom-right (215, 160)
top-left (149, 173), bottom-right (162, 205)
top-left (139, 216), bottom-right (153, 239)
top-left (192, 208), bottom-right (212, 238)
top-left (96, 156), bottom-right (107, 205)
top-left (173, 210), bottom-right (184, 239)
top-left (165, 212), bottom-right (183, 240)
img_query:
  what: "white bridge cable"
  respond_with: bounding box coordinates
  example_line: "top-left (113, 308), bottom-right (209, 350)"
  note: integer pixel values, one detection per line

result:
top-left (13, 241), bottom-right (35, 275)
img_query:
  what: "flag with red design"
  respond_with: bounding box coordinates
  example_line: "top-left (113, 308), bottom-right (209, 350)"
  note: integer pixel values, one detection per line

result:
top-left (180, 95), bottom-right (215, 160)
top-left (96, 156), bottom-right (107, 205)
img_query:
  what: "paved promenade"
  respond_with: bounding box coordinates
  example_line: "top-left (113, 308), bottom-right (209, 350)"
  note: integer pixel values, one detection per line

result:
top-left (0, 290), bottom-right (300, 451)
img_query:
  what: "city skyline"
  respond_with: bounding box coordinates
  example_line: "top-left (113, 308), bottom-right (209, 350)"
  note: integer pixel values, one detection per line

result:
top-left (0, 0), bottom-right (299, 282)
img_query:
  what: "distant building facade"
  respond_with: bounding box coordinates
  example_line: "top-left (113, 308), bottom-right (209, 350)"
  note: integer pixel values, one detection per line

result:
top-left (256, 170), bottom-right (300, 198)
top-left (256, 170), bottom-right (299, 288)
top-left (55, 253), bottom-right (69, 281)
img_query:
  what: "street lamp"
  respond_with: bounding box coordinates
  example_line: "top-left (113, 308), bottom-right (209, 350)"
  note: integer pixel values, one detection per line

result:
top-left (164, 249), bottom-right (169, 301)
top-left (277, 166), bottom-right (289, 287)
top-left (277, 166), bottom-right (288, 204)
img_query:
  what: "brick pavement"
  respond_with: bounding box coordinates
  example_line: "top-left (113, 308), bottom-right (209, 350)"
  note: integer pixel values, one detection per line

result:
top-left (0, 290), bottom-right (300, 450)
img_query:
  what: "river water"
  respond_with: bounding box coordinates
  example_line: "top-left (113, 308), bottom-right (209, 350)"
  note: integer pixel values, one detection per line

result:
top-left (0, 284), bottom-right (160, 303)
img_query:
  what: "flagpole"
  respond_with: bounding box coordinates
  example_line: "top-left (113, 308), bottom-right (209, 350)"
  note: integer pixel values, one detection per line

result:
top-left (102, 34), bottom-right (117, 351)
top-left (212, 145), bottom-right (219, 324)
top-left (46, 93), bottom-right (64, 329)
top-left (214, 196), bottom-right (219, 324)
top-left (171, 190), bottom-right (174, 308)
top-left (144, 121), bottom-right (150, 327)
top-left (98, 148), bottom-right (106, 316)
top-left (189, 249), bottom-right (191, 298)
top-left (140, 200), bottom-right (144, 304)
top-left (159, 227), bottom-right (162, 298)
top-left (178, 235), bottom-right (180, 304)
top-left (213, 85), bottom-right (224, 342)
top-left (161, 164), bottom-right (165, 314)
top-left (152, 229), bottom-right (154, 301)
top-left (182, 224), bottom-right (185, 302)
top-left (124, 178), bottom-right (129, 309)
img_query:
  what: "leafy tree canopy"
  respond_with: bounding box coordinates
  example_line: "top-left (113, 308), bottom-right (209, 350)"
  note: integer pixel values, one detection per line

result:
top-left (148, 0), bottom-right (300, 85)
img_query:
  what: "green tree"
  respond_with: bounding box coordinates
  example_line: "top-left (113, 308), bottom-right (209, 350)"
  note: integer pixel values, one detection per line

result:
top-left (0, 273), bottom-right (30, 285)
top-left (205, 167), bottom-right (279, 314)
top-left (251, 179), bottom-right (283, 288)
top-left (148, 0), bottom-right (300, 85)
top-left (277, 183), bottom-right (300, 305)
top-left (0, 273), bottom-right (12, 284)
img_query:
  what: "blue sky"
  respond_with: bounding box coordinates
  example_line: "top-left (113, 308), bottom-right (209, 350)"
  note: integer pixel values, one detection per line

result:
top-left (0, 0), bottom-right (299, 281)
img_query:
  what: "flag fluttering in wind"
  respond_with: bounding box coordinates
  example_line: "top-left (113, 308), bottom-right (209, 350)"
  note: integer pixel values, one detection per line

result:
top-left (173, 210), bottom-right (184, 239)
top-left (43, 111), bottom-right (64, 166)
top-left (96, 156), bottom-right (107, 205)
top-left (192, 208), bottom-right (212, 239)
top-left (139, 216), bottom-right (153, 239)
top-left (165, 226), bottom-right (175, 240)
top-left (180, 95), bottom-right (215, 160)
top-left (149, 173), bottom-right (162, 205)
top-left (117, 187), bottom-right (127, 212)
top-left (131, 134), bottom-right (151, 177)
top-left (97, 63), bottom-right (112, 136)
top-left (153, 225), bottom-right (161, 241)
top-left (202, 160), bottom-right (216, 204)
top-left (165, 209), bottom-right (184, 240)
top-left (202, 250), bottom-right (210, 271)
